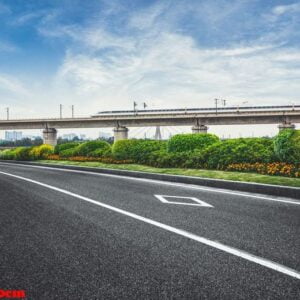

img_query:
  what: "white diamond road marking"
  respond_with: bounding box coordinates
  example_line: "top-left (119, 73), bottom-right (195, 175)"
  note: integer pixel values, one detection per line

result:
top-left (154, 195), bottom-right (214, 207)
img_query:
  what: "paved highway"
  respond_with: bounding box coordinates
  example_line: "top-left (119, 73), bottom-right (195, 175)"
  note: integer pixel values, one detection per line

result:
top-left (0, 162), bottom-right (299, 299)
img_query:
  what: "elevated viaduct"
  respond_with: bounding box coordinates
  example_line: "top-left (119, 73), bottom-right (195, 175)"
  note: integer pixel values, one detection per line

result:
top-left (0, 105), bottom-right (299, 145)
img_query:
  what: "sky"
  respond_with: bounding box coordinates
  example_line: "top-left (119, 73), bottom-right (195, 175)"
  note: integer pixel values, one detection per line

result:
top-left (0, 0), bottom-right (300, 138)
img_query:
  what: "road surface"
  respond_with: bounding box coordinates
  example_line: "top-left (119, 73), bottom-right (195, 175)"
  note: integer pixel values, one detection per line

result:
top-left (0, 162), bottom-right (299, 299)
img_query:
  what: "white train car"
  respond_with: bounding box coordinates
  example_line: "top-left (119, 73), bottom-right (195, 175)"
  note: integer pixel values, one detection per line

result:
top-left (91, 105), bottom-right (300, 117)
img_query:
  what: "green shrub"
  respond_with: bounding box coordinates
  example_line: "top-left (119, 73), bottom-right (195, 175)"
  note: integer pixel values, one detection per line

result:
top-left (14, 147), bottom-right (33, 161)
top-left (112, 140), bottom-right (138, 160)
top-left (274, 129), bottom-right (300, 163)
top-left (168, 133), bottom-right (219, 152)
top-left (30, 144), bottom-right (54, 159)
top-left (0, 146), bottom-right (36, 161)
top-left (148, 150), bottom-right (191, 168)
top-left (112, 140), bottom-right (167, 162)
top-left (183, 150), bottom-right (206, 169)
top-left (74, 140), bottom-right (111, 156)
top-left (203, 138), bottom-right (276, 169)
top-left (60, 148), bottom-right (77, 158)
top-left (88, 147), bottom-right (112, 158)
top-left (54, 142), bottom-right (80, 155)
top-left (0, 149), bottom-right (17, 160)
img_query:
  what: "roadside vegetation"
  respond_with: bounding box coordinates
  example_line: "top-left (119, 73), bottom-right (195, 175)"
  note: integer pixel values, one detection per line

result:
top-left (0, 129), bottom-right (299, 186)
top-left (37, 160), bottom-right (300, 187)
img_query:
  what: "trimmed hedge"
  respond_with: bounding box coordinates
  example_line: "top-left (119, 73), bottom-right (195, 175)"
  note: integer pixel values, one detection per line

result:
top-left (168, 133), bottom-right (219, 152)
top-left (202, 138), bottom-right (276, 169)
top-left (89, 147), bottom-right (112, 158)
top-left (0, 144), bottom-right (54, 160)
top-left (274, 129), bottom-right (300, 163)
top-left (112, 140), bottom-right (167, 163)
top-left (29, 144), bottom-right (54, 159)
top-left (54, 142), bottom-right (80, 155)
top-left (0, 149), bottom-right (17, 160)
top-left (14, 147), bottom-right (34, 161)
top-left (146, 150), bottom-right (191, 168)
top-left (73, 140), bottom-right (111, 157)
top-left (60, 148), bottom-right (77, 158)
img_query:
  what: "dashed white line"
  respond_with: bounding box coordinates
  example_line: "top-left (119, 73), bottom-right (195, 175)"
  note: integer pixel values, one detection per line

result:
top-left (0, 170), bottom-right (299, 280)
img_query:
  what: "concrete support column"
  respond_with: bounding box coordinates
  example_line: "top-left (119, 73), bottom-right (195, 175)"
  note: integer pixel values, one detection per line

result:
top-left (43, 128), bottom-right (57, 146)
top-left (113, 126), bottom-right (129, 141)
top-left (278, 123), bottom-right (295, 132)
top-left (192, 125), bottom-right (208, 134)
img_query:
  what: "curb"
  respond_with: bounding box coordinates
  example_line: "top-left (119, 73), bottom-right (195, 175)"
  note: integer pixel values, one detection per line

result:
top-left (0, 160), bottom-right (300, 200)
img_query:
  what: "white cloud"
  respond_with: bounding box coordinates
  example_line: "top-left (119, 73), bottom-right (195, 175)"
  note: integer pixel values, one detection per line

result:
top-left (128, 2), bottom-right (169, 30)
top-left (272, 2), bottom-right (300, 16)
top-left (54, 25), bottom-right (300, 113)
top-left (10, 11), bottom-right (45, 26)
top-left (0, 74), bottom-right (30, 96)
top-left (0, 3), bottom-right (10, 14)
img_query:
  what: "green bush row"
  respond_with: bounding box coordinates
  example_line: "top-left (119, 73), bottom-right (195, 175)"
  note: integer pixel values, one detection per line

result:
top-left (1, 130), bottom-right (299, 169)
top-left (167, 133), bottom-right (219, 152)
top-left (0, 144), bottom-right (54, 161)
top-left (111, 131), bottom-right (300, 168)
top-left (55, 140), bottom-right (112, 158)
top-left (112, 140), bottom-right (167, 163)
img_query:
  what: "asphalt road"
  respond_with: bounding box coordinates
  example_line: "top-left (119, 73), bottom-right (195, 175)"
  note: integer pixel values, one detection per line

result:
top-left (0, 162), bottom-right (299, 299)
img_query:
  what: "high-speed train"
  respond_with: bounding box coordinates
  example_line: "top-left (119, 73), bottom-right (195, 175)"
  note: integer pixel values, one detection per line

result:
top-left (91, 105), bottom-right (300, 117)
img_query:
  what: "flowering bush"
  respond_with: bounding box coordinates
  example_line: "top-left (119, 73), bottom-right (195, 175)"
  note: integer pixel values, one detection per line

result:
top-left (47, 154), bottom-right (133, 164)
top-left (226, 163), bottom-right (300, 178)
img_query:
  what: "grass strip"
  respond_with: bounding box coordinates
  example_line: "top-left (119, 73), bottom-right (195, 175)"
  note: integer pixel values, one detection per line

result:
top-left (37, 160), bottom-right (300, 188)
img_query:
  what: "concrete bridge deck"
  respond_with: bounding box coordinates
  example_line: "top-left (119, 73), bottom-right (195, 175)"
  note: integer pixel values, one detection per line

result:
top-left (0, 105), bottom-right (299, 144)
top-left (0, 108), bottom-right (299, 129)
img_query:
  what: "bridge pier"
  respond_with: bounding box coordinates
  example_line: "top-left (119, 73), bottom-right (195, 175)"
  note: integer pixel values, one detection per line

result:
top-left (113, 126), bottom-right (128, 141)
top-left (192, 125), bottom-right (208, 134)
top-left (278, 123), bottom-right (295, 132)
top-left (43, 128), bottom-right (57, 146)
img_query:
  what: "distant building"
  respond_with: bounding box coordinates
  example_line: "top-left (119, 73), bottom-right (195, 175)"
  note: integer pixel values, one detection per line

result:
top-left (5, 131), bottom-right (23, 141)
top-left (23, 134), bottom-right (41, 140)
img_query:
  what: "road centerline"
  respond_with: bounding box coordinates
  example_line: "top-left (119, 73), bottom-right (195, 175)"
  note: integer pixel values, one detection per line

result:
top-left (1, 170), bottom-right (299, 280)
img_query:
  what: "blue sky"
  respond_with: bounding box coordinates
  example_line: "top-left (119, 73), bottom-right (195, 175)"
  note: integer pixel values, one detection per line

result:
top-left (0, 0), bottom-right (300, 137)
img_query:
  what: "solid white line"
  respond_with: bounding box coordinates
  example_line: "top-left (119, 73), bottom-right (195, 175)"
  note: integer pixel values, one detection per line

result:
top-left (0, 162), bottom-right (299, 206)
top-left (0, 170), bottom-right (299, 280)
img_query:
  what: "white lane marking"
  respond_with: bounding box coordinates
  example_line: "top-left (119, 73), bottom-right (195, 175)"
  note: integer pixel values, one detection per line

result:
top-left (155, 195), bottom-right (214, 207)
top-left (0, 162), bottom-right (300, 206)
top-left (0, 170), bottom-right (299, 280)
